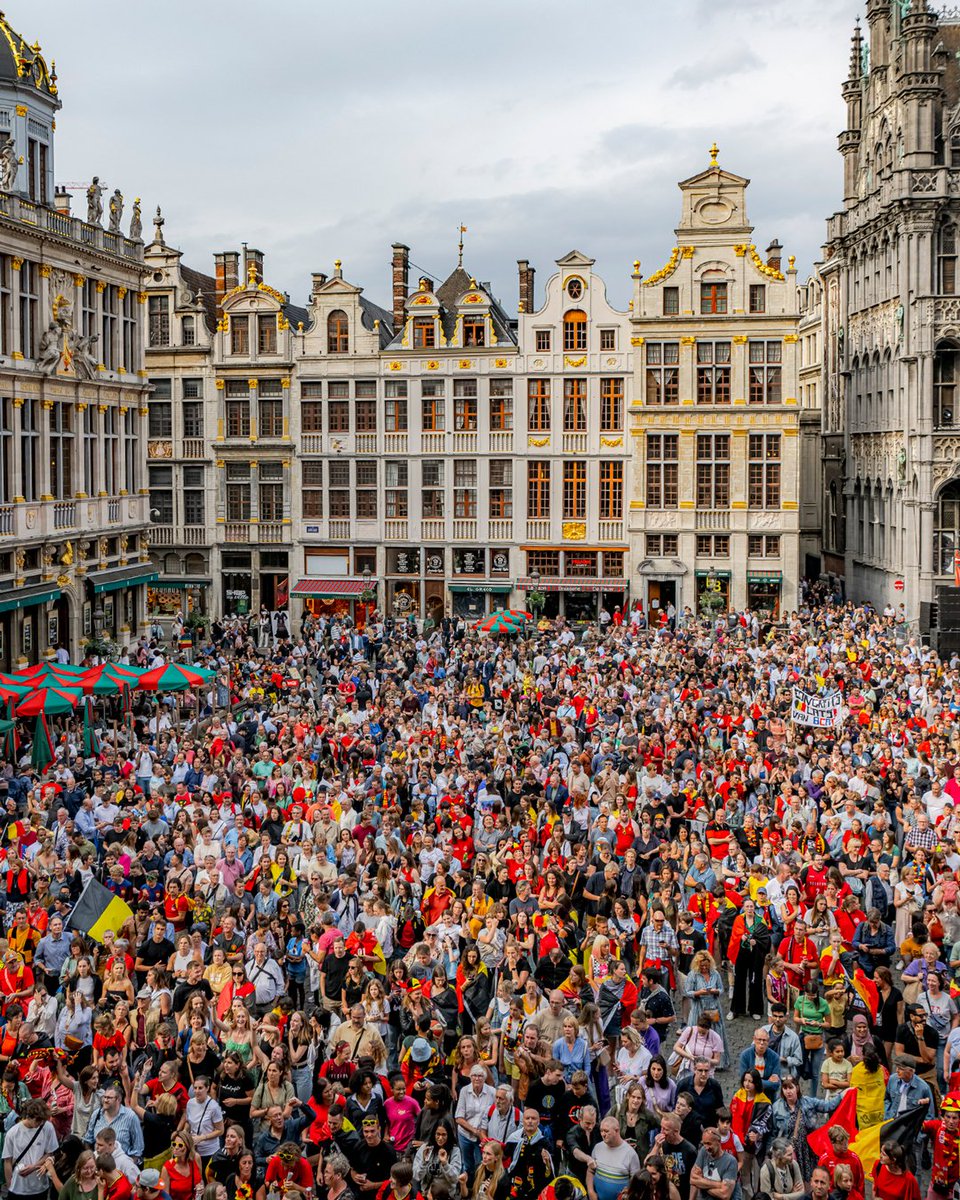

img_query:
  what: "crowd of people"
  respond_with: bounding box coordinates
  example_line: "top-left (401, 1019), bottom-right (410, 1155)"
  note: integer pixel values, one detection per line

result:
top-left (0, 597), bottom-right (955, 1200)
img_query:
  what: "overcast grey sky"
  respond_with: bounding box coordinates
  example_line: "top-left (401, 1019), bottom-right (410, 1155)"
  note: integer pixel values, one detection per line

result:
top-left (35, 0), bottom-right (862, 312)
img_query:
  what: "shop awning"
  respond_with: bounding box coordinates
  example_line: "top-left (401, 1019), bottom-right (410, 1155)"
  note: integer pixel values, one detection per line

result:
top-left (448, 583), bottom-right (512, 594)
top-left (517, 576), bottom-right (628, 592)
top-left (91, 565), bottom-right (159, 594)
top-left (291, 577), bottom-right (367, 598)
top-left (694, 570), bottom-right (732, 579)
top-left (0, 584), bottom-right (60, 615)
top-left (747, 571), bottom-right (783, 583)
top-left (150, 578), bottom-right (212, 590)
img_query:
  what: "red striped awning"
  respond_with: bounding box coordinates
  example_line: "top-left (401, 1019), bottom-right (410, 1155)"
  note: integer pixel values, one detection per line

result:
top-left (291, 578), bottom-right (367, 598)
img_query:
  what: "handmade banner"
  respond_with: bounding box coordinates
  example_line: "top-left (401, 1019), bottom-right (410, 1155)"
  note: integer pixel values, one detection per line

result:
top-left (791, 686), bottom-right (843, 727)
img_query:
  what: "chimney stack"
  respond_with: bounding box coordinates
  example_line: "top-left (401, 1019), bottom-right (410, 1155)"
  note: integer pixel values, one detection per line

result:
top-left (243, 246), bottom-right (264, 285)
top-left (214, 251), bottom-right (240, 307)
top-left (766, 239), bottom-right (783, 273)
top-left (392, 242), bottom-right (410, 334)
top-left (53, 186), bottom-right (71, 216)
top-left (518, 259), bottom-right (536, 313)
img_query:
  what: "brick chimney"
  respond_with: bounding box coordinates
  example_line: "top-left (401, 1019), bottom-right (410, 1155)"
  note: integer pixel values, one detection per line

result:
top-left (392, 242), bottom-right (410, 334)
top-left (766, 239), bottom-right (783, 273)
top-left (518, 259), bottom-right (536, 313)
top-left (214, 251), bottom-right (240, 306)
top-left (243, 246), bottom-right (264, 285)
top-left (53, 186), bottom-right (71, 216)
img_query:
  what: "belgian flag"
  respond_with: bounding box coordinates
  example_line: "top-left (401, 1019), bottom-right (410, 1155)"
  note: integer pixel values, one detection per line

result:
top-left (807, 1088), bottom-right (928, 1178)
top-left (66, 877), bottom-right (133, 943)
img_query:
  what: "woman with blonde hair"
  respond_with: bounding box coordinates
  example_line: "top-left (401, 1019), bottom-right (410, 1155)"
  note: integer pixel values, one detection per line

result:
top-left (160, 1129), bottom-right (202, 1200)
top-left (586, 935), bottom-right (616, 990)
top-left (461, 1137), bottom-right (508, 1200)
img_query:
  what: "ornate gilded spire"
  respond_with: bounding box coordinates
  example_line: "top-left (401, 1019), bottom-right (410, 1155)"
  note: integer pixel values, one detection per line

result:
top-left (709, 142), bottom-right (719, 166)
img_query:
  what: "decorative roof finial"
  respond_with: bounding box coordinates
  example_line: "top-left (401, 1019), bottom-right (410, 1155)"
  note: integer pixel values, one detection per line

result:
top-left (152, 205), bottom-right (164, 246)
top-left (709, 142), bottom-right (719, 166)
top-left (457, 223), bottom-right (467, 268)
top-left (247, 261), bottom-right (258, 286)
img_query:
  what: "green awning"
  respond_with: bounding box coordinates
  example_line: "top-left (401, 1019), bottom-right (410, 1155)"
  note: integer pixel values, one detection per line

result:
top-left (150, 578), bottom-right (212, 590)
top-left (92, 566), bottom-right (159, 594)
top-left (0, 585), bottom-right (60, 615)
top-left (448, 583), bottom-right (512, 594)
top-left (695, 570), bottom-right (731, 579)
top-left (747, 572), bottom-right (783, 583)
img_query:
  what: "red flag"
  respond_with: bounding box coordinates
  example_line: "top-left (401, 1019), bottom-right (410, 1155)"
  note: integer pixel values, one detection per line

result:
top-left (954, 549), bottom-right (960, 588)
top-left (853, 968), bottom-right (880, 1023)
top-left (807, 1087), bottom-right (857, 1160)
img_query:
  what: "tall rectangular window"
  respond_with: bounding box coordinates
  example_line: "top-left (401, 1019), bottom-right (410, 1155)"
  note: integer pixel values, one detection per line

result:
top-left (454, 380), bottom-right (478, 431)
top-left (147, 295), bottom-right (170, 347)
top-left (301, 401), bottom-right (322, 433)
top-left (183, 466), bottom-right (205, 526)
top-left (328, 460), bottom-right (350, 517)
top-left (101, 285), bottom-right (118, 370)
top-left (230, 315), bottom-right (249, 355)
top-left (528, 379), bottom-right (550, 431)
top-left (489, 459), bottom-right (513, 517)
top-left (413, 317), bottom-right (435, 349)
top-left (19, 262), bottom-right (37, 360)
top-left (748, 433), bottom-right (781, 509)
top-left (50, 402), bottom-right (73, 500)
top-left (748, 341), bottom-right (782, 404)
top-left (257, 315), bottom-right (277, 354)
top-left (356, 461), bottom-right (378, 519)
top-left (302, 461), bottom-right (323, 518)
top-left (489, 379), bottom-right (513, 430)
top-left (385, 460), bottom-right (409, 517)
top-left (258, 462), bottom-right (284, 520)
top-left (422, 460), bottom-right (444, 517)
top-left (148, 379), bottom-right (173, 437)
top-left (259, 397), bottom-right (283, 437)
top-left (563, 311), bottom-right (587, 351)
top-left (696, 342), bottom-right (731, 405)
top-left (0, 397), bottom-right (11, 503)
top-left (646, 433), bottom-right (678, 509)
top-left (696, 434), bottom-right (730, 508)
top-left (385, 382), bottom-right (408, 431)
top-left (600, 378), bottom-right (623, 431)
top-left (123, 407), bottom-right (138, 494)
top-left (226, 396), bottom-right (250, 438)
top-left (663, 287), bottom-right (680, 315)
top-left (462, 316), bottom-right (485, 347)
top-left (225, 463), bottom-right (251, 521)
top-left (81, 279), bottom-right (97, 338)
top-left (599, 461), bottom-right (623, 520)
top-left (327, 400), bottom-right (349, 433)
top-left (700, 281), bottom-right (728, 314)
top-left (562, 460), bottom-right (586, 518)
top-left (102, 406), bottom-right (118, 495)
top-left (82, 405), bottom-right (97, 497)
top-left (20, 398), bottom-right (38, 501)
top-left (0, 257), bottom-right (11, 355)
top-left (121, 289), bottom-right (136, 370)
top-left (535, 330), bottom-right (551, 352)
top-left (749, 284), bottom-right (766, 313)
top-left (421, 381), bottom-right (445, 431)
top-left (355, 398), bottom-right (377, 432)
top-left (454, 459), bottom-right (477, 517)
top-left (563, 379), bottom-right (586, 431)
top-left (645, 343), bottom-right (679, 405)
top-left (600, 328), bottom-right (616, 351)
top-left (148, 466), bottom-right (173, 524)
top-left (527, 461), bottom-right (550, 518)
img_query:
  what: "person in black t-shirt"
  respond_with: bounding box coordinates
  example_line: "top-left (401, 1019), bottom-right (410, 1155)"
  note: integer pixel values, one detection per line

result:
top-left (895, 1004), bottom-right (940, 1090)
top-left (526, 1060), bottom-right (567, 1153)
top-left (172, 962), bottom-right (214, 1014)
top-left (653, 1112), bottom-right (698, 1200)
top-left (350, 1118), bottom-right (397, 1195)
top-left (134, 925), bottom-right (174, 985)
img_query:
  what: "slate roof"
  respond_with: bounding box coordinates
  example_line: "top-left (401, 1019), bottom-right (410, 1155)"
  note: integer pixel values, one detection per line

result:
top-left (180, 264), bottom-right (217, 332)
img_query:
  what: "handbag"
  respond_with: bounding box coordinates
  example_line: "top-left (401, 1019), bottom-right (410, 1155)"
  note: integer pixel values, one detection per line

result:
top-left (803, 1033), bottom-right (823, 1051)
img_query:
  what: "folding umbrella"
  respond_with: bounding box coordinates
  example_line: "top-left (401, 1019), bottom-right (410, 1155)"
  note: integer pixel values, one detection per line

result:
top-left (30, 716), bottom-right (54, 771)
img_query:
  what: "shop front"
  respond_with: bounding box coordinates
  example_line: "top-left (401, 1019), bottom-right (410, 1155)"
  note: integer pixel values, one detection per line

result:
top-left (449, 583), bottom-right (513, 620)
top-left (291, 577), bottom-right (368, 622)
top-left (449, 547), bottom-right (513, 620)
top-left (0, 584), bottom-right (62, 668)
top-left (694, 569), bottom-right (731, 614)
top-left (747, 570), bottom-right (782, 618)
top-left (637, 558), bottom-right (687, 622)
top-left (521, 547), bottom-right (627, 622)
top-left (90, 566), bottom-right (158, 647)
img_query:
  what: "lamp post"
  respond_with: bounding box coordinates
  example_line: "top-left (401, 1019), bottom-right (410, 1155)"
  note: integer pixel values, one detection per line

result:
top-left (360, 564), bottom-right (375, 627)
top-left (529, 567), bottom-right (542, 622)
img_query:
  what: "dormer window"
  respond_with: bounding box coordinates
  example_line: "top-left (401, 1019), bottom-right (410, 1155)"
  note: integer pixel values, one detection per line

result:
top-left (327, 310), bottom-right (349, 354)
top-left (258, 314), bottom-right (277, 354)
top-left (462, 316), bottom-right (485, 347)
top-left (230, 315), bottom-right (249, 356)
top-left (563, 310), bottom-right (587, 352)
top-left (148, 296), bottom-right (170, 347)
top-left (182, 315), bottom-right (196, 346)
top-left (413, 316), bottom-right (435, 349)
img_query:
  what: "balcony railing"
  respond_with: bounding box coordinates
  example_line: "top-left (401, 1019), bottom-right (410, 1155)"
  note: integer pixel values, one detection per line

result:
top-left (385, 519), bottom-right (408, 539)
top-left (150, 525), bottom-right (174, 546)
top-left (421, 433), bottom-right (445, 453)
top-left (489, 432), bottom-right (514, 452)
top-left (183, 527), bottom-right (206, 546)
top-left (301, 434), bottom-right (323, 455)
top-left (422, 518), bottom-right (445, 540)
top-left (0, 505), bottom-right (13, 535)
top-left (562, 432), bottom-right (588, 454)
top-left (182, 439), bottom-right (205, 459)
top-left (107, 499), bottom-right (121, 523)
top-left (453, 518), bottom-right (477, 540)
top-left (452, 432), bottom-right (478, 453)
top-left (0, 193), bottom-right (142, 260)
top-left (225, 522), bottom-right (250, 542)
top-left (698, 509), bottom-right (731, 530)
top-left (526, 518), bottom-right (550, 540)
top-left (356, 434), bottom-right (377, 454)
top-left (489, 519), bottom-right (513, 540)
top-left (54, 501), bottom-right (76, 529)
top-left (599, 520), bottom-right (624, 541)
top-left (329, 519), bottom-right (351, 540)
top-left (259, 522), bottom-right (286, 543)
top-left (383, 434), bottom-right (408, 454)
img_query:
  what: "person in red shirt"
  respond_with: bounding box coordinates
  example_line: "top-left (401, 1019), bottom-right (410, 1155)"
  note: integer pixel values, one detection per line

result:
top-left (817, 1125), bottom-right (865, 1196)
top-left (802, 854), bottom-right (830, 904)
top-left (145, 1059), bottom-right (190, 1116)
top-left (923, 1092), bottom-right (960, 1198)
top-left (163, 879), bottom-right (192, 934)
top-left (778, 920), bottom-right (820, 990)
top-left (871, 1140), bottom-right (921, 1200)
top-left (262, 1142), bottom-right (314, 1196)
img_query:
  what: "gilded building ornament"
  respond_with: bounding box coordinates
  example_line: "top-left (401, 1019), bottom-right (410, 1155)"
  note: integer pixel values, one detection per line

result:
top-left (136, 292), bottom-right (146, 304)
top-left (642, 246), bottom-right (691, 287)
top-left (14, 105), bottom-right (25, 117)
top-left (494, 358), bottom-right (508, 368)
top-left (528, 437), bottom-right (549, 447)
top-left (734, 244), bottom-right (748, 257)
top-left (746, 244), bottom-right (785, 281)
top-left (11, 257), bottom-right (22, 270)
top-left (564, 356), bottom-right (586, 368)
top-left (215, 379), bottom-right (225, 390)
top-left (783, 334), bottom-right (799, 343)
top-left (388, 361), bottom-right (403, 371)
top-left (73, 275), bottom-right (84, 287)
top-left (458, 359), bottom-right (472, 369)
top-left (425, 360), bottom-right (439, 370)
top-left (117, 286), bottom-right (126, 300)
top-left (600, 437), bottom-right (623, 447)
top-left (280, 377), bottom-right (290, 388)
top-left (680, 337), bottom-right (696, 346)
top-left (562, 522), bottom-right (587, 540)
top-left (95, 280), bottom-right (105, 293)
top-left (247, 378), bottom-right (257, 390)
top-left (733, 335), bottom-right (748, 344)
top-left (631, 337), bottom-right (644, 346)
top-left (38, 263), bottom-right (50, 278)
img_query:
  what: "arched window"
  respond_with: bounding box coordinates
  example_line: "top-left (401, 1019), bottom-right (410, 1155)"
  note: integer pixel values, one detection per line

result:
top-left (936, 480), bottom-right (960, 574)
top-left (184, 553), bottom-right (206, 575)
top-left (939, 224), bottom-right (958, 295)
top-left (327, 309), bottom-right (349, 354)
top-left (935, 341), bottom-right (960, 427)
top-left (563, 309), bottom-right (587, 352)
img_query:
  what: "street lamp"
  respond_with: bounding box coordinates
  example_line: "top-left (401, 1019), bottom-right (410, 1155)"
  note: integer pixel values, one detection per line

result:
top-left (529, 567), bottom-right (542, 621)
top-left (93, 604), bottom-right (104, 637)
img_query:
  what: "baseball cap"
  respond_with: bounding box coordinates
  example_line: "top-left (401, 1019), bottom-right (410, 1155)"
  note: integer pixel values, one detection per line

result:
top-left (137, 1171), bottom-right (162, 1192)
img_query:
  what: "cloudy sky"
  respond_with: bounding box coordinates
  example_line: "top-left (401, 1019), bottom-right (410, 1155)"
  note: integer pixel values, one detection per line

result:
top-left (36, 0), bottom-right (864, 312)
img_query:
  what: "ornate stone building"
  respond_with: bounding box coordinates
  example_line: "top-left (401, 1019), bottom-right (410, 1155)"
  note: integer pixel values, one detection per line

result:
top-left (628, 151), bottom-right (801, 619)
top-left (0, 14), bottom-right (151, 667)
top-left (825, 0), bottom-right (960, 625)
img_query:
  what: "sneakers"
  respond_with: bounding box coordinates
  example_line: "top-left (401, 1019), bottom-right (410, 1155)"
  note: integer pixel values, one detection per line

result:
top-left (727, 1011), bottom-right (736, 1021)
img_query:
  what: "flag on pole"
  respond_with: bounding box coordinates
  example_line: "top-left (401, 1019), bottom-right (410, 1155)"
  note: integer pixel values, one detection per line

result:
top-left (65, 877), bottom-right (132, 943)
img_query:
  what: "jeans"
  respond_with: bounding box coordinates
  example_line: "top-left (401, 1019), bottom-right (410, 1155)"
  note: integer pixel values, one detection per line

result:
top-left (458, 1134), bottom-right (482, 1178)
top-left (800, 1040), bottom-right (825, 1096)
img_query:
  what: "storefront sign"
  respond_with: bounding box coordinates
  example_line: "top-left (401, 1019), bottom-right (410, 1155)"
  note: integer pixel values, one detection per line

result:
top-left (454, 549), bottom-right (485, 575)
top-left (390, 549), bottom-right (420, 575)
top-left (425, 551), bottom-right (444, 576)
top-left (491, 550), bottom-right (510, 575)
top-left (305, 525), bottom-right (320, 534)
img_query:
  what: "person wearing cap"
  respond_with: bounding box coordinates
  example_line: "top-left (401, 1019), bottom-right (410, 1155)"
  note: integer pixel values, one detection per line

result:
top-left (885, 1054), bottom-right (934, 1120)
top-left (134, 1168), bottom-right (171, 1200)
